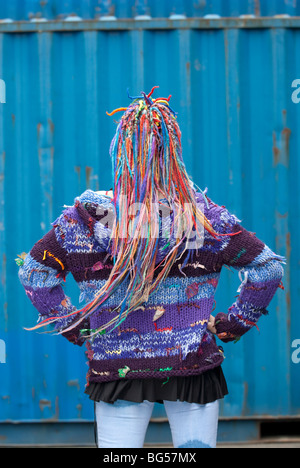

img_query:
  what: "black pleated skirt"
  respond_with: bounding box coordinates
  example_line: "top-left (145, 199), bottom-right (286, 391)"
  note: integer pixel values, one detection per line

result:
top-left (85, 366), bottom-right (228, 405)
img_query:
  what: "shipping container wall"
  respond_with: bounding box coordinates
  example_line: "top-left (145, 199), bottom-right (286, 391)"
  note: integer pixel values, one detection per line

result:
top-left (0, 0), bottom-right (300, 20)
top-left (0, 2), bottom-right (299, 445)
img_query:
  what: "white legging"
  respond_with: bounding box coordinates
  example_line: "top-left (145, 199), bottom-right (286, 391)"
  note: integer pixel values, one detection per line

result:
top-left (95, 399), bottom-right (219, 448)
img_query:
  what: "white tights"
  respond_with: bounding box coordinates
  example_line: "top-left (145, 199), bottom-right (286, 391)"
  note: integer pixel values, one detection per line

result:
top-left (95, 399), bottom-right (220, 448)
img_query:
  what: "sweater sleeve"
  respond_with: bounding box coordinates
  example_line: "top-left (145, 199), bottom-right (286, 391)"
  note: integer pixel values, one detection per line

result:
top-left (17, 211), bottom-right (86, 346)
top-left (213, 204), bottom-right (286, 343)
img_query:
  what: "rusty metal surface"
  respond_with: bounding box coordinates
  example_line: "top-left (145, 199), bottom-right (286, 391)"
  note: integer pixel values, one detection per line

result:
top-left (0, 17), bottom-right (300, 33)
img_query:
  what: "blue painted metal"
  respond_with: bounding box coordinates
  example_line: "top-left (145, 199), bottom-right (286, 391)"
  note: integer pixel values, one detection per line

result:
top-left (0, 0), bottom-right (300, 20)
top-left (1, 17), bottom-right (300, 33)
top-left (0, 1), bottom-right (299, 445)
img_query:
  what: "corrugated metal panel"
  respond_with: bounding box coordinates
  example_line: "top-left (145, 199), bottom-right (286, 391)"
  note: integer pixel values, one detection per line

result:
top-left (0, 0), bottom-right (300, 21)
top-left (0, 9), bottom-right (299, 443)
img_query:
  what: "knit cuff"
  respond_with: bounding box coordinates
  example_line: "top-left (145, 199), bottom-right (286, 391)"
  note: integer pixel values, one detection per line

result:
top-left (214, 311), bottom-right (253, 343)
top-left (61, 328), bottom-right (86, 347)
top-left (54, 312), bottom-right (88, 347)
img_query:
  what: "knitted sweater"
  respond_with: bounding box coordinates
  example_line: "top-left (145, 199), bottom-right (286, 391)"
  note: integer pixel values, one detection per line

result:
top-left (17, 190), bottom-right (286, 384)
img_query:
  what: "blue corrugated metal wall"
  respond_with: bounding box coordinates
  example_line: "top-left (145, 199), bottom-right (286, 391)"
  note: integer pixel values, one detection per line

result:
top-left (0, 1), bottom-right (299, 446)
top-left (0, 0), bottom-right (300, 20)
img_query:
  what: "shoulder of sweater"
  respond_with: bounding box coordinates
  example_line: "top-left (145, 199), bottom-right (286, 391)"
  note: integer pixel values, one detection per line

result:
top-left (61, 189), bottom-right (113, 210)
top-left (202, 192), bottom-right (243, 229)
top-left (57, 189), bottom-right (114, 228)
top-left (52, 190), bottom-right (113, 251)
top-left (75, 189), bottom-right (114, 207)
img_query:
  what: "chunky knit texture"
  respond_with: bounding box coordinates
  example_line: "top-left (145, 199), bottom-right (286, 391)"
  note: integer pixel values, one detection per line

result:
top-left (18, 190), bottom-right (286, 384)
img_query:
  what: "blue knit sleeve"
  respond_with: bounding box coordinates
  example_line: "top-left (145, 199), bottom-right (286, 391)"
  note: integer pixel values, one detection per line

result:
top-left (17, 210), bottom-right (86, 346)
top-left (214, 205), bottom-right (286, 343)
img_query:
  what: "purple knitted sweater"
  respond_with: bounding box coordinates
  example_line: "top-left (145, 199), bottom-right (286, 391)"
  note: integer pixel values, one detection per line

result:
top-left (17, 190), bottom-right (285, 384)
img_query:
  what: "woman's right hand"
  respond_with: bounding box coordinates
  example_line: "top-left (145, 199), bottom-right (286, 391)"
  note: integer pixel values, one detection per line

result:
top-left (207, 315), bottom-right (217, 335)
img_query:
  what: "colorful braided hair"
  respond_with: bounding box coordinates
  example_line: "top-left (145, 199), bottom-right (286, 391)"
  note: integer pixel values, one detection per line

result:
top-left (28, 87), bottom-right (240, 338)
